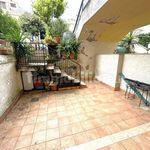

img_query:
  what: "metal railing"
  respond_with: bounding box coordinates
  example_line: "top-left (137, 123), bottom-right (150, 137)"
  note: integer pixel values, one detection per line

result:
top-left (49, 59), bottom-right (82, 84)
top-left (73, 0), bottom-right (91, 33)
top-left (17, 42), bottom-right (48, 69)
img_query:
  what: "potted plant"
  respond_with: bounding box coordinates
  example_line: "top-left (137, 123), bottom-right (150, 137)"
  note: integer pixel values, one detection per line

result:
top-left (57, 38), bottom-right (80, 60)
top-left (11, 32), bottom-right (34, 63)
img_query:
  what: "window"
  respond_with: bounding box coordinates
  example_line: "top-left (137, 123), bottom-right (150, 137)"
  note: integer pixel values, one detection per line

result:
top-left (10, 3), bottom-right (16, 8)
top-left (0, 1), bottom-right (6, 9)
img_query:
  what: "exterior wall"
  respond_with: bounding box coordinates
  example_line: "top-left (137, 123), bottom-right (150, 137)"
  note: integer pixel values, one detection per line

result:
top-left (0, 0), bottom-right (23, 19)
top-left (78, 40), bottom-right (116, 72)
top-left (121, 54), bottom-right (150, 90)
top-left (95, 54), bottom-right (150, 102)
top-left (95, 54), bottom-right (119, 88)
top-left (0, 55), bottom-right (23, 117)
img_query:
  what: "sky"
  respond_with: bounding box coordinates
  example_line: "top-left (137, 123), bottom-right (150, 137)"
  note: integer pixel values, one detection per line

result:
top-left (17, 0), bottom-right (82, 31)
top-left (17, 0), bottom-right (82, 19)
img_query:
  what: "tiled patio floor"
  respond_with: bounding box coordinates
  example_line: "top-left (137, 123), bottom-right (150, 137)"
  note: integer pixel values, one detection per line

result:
top-left (0, 82), bottom-right (150, 150)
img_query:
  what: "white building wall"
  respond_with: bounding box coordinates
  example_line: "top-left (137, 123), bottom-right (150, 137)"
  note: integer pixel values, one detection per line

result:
top-left (0, 55), bottom-right (23, 117)
top-left (95, 54), bottom-right (119, 88)
top-left (78, 40), bottom-right (116, 72)
top-left (121, 54), bottom-right (150, 90)
top-left (95, 54), bottom-right (150, 93)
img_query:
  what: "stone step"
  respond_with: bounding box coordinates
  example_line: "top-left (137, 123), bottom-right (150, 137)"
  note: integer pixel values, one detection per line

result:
top-left (54, 68), bottom-right (61, 74)
top-left (46, 65), bottom-right (54, 70)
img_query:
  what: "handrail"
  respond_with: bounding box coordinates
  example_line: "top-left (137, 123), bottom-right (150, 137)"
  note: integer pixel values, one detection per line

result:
top-left (16, 42), bottom-right (48, 69)
top-left (73, 0), bottom-right (91, 33)
top-left (69, 59), bottom-right (82, 82)
top-left (50, 59), bottom-right (82, 84)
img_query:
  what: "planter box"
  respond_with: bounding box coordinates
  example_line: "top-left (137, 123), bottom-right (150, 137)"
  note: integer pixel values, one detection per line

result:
top-left (49, 83), bottom-right (58, 91)
top-left (0, 39), bottom-right (13, 55)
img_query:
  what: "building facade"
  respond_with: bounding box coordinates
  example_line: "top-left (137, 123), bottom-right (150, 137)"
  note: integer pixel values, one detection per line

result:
top-left (0, 0), bottom-right (23, 18)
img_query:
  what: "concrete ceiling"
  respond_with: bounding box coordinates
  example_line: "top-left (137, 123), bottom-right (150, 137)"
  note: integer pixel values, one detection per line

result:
top-left (79, 0), bottom-right (150, 42)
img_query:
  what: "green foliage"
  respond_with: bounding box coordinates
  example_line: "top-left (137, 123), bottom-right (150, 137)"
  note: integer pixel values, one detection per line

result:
top-left (13, 42), bottom-right (35, 60)
top-left (48, 18), bottom-right (69, 37)
top-left (19, 13), bottom-right (45, 38)
top-left (0, 10), bottom-right (21, 42)
top-left (33, 0), bottom-right (66, 25)
top-left (116, 32), bottom-right (138, 53)
top-left (57, 38), bottom-right (80, 59)
top-left (0, 10), bottom-right (34, 59)
top-left (138, 33), bottom-right (150, 48)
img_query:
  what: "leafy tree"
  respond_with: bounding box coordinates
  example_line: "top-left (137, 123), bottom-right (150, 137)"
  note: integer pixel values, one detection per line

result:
top-left (48, 18), bottom-right (69, 37)
top-left (0, 10), bottom-right (34, 59)
top-left (0, 10), bottom-right (21, 42)
top-left (33, 0), bottom-right (66, 35)
top-left (19, 13), bottom-right (45, 39)
top-left (138, 33), bottom-right (150, 48)
top-left (117, 32), bottom-right (138, 53)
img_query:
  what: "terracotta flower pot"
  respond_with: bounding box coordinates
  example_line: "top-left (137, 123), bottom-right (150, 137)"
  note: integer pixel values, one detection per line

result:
top-left (69, 52), bottom-right (75, 59)
top-left (54, 36), bottom-right (61, 44)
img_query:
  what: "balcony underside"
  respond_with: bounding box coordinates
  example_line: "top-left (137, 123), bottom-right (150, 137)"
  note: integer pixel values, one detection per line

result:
top-left (78, 0), bottom-right (150, 42)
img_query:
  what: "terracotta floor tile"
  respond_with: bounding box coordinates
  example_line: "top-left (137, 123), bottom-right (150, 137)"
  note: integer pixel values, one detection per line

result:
top-left (142, 132), bottom-right (150, 141)
top-left (81, 120), bottom-right (95, 130)
top-left (46, 128), bottom-right (59, 141)
top-left (32, 131), bottom-right (46, 145)
top-left (96, 126), bottom-right (109, 137)
top-left (25, 117), bottom-right (37, 125)
top-left (47, 112), bottom-right (57, 120)
top-left (17, 147), bottom-right (30, 150)
top-left (92, 118), bottom-right (103, 128)
top-left (116, 120), bottom-right (130, 130)
top-left (102, 123), bottom-right (121, 134)
top-left (34, 122), bottom-right (47, 132)
top-left (21, 124), bottom-right (35, 136)
top-left (140, 114), bottom-right (150, 122)
top-left (15, 134), bottom-right (32, 149)
top-left (73, 132), bottom-right (89, 145)
top-left (6, 127), bottom-right (22, 138)
top-left (13, 119), bottom-right (26, 127)
top-left (121, 138), bottom-right (142, 150)
top-left (97, 147), bottom-right (110, 150)
top-left (60, 135), bottom-right (75, 149)
top-left (86, 129), bottom-right (100, 140)
top-left (71, 123), bottom-right (83, 134)
top-left (59, 117), bottom-right (70, 126)
top-left (1, 82), bottom-right (150, 150)
top-left (30, 142), bottom-right (46, 150)
top-left (108, 143), bottom-right (126, 150)
top-left (59, 125), bottom-right (72, 137)
top-left (38, 109), bottom-right (48, 115)
top-left (78, 114), bottom-right (89, 121)
top-left (36, 115), bottom-right (47, 123)
top-left (68, 115), bottom-right (79, 123)
top-left (125, 117), bottom-right (145, 128)
top-left (28, 111), bottom-right (38, 118)
top-left (132, 135), bottom-right (150, 150)
top-left (0, 137), bottom-right (18, 150)
top-left (47, 119), bottom-right (58, 129)
top-left (47, 107), bottom-right (57, 114)
top-left (46, 139), bottom-right (60, 150)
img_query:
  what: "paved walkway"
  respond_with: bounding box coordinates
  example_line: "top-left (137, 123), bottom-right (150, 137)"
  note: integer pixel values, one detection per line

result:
top-left (0, 82), bottom-right (150, 150)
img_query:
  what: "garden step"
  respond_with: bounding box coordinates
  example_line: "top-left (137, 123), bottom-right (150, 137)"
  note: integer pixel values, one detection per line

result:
top-left (54, 68), bottom-right (61, 74)
top-left (46, 64), bottom-right (54, 70)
